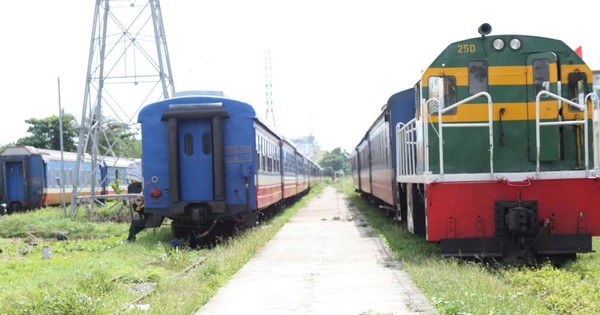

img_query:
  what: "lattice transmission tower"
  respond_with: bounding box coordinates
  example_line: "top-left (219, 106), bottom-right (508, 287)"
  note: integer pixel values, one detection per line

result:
top-left (70, 0), bottom-right (175, 213)
top-left (264, 49), bottom-right (275, 126)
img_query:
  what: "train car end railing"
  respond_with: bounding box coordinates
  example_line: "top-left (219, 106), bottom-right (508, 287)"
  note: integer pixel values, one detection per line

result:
top-left (396, 119), bottom-right (418, 178)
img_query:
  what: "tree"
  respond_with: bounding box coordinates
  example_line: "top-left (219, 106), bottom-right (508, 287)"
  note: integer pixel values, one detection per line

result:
top-left (16, 113), bottom-right (78, 151)
top-left (318, 147), bottom-right (350, 177)
top-left (94, 119), bottom-right (141, 158)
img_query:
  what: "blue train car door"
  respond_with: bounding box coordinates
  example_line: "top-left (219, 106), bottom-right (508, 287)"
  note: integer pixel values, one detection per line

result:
top-left (6, 161), bottom-right (25, 203)
top-left (179, 120), bottom-right (213, 201)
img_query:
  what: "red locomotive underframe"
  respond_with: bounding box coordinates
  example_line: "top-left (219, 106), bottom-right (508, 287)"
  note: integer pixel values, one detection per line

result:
top-left (425, 178), bottom-right (600, 241)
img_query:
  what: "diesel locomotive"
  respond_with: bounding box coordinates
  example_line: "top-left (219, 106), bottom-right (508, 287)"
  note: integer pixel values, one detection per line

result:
top-left (352, 24), bottom-right (600, 263)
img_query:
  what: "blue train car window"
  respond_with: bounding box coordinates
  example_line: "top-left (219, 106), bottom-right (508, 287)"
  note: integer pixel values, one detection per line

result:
top-left (469, 60), bottom-right (488, 95)
top-left (256, 134), bottom-right (261, 171)
top-left (202, 132), bottom-right (211, 155)
top-left (533, 59), bottom-right (549, 99)
top-left (55, 169), bottom-right (60, 188)
top-left (184, 133), bottom-right (193, 156)
top-left (567, 72), bottom-right (588, 112)
top-left (428, 76), bottom-right (457, 114)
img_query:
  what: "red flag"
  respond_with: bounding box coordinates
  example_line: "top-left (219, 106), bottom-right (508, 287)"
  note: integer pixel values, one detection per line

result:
top-left (575, 46), bottom-right (583, 58)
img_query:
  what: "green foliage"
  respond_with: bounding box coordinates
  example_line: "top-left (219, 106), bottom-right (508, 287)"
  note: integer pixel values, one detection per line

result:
top-left (0, 206), bottom-right (128, 239)
top-left (318, 147), bottom-right (350, 176)
top-left (111, 179), bottom-right (124, 194)
top-left (11, 112), bottom-right (141, 158)
top-left (16, 112), bottom-right (78, 151)
top-left (502, 263), bottom-right (600, 314)
top-left (95, 120), bottom-right (142, 158)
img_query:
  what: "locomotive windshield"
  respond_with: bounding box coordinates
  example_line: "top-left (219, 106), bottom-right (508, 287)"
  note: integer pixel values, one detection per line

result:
top-left (468, 60), bottom-right (488, 95)
top-left (533, 58), bottom-right (550, 99)
top-left (428, 76), bottom-right (457, 114)
top-left (567, 72), bottom-right (589, 112)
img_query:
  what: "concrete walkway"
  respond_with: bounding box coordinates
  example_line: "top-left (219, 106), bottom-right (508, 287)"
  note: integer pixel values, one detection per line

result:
top-left (196, 186), bottom-right (438, 315)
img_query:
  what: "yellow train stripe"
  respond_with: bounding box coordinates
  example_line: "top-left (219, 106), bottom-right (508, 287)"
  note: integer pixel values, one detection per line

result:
top-left (427, 101), bottom-right (591, 122)
top-left (560, 64), bottom-right (593, 82)
top-left (422, 65), bottom-right (563, 86)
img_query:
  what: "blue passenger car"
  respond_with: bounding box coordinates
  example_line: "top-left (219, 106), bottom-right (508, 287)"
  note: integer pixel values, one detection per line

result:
top-left (138, 94), bottom-right (321, 241)
top-left (0, 146), bottom-right (133, 212)
top-left (350, 88), bottom-right (415, 219)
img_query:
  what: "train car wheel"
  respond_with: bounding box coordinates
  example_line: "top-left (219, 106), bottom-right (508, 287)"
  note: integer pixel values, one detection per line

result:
top-left (7, 202), bottom-right (23, 215)
top-left (406, 184), bottom-right (426, 236)
top-left (171, 220), bottom-right (189, 239)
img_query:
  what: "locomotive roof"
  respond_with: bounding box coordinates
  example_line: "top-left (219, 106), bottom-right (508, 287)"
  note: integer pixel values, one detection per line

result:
top-left (429, 34), bottom-right (581, 68)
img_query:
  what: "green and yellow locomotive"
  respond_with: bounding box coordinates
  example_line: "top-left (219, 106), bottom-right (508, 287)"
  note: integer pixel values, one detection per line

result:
top-left (354, 24), bottom-right (600, 263)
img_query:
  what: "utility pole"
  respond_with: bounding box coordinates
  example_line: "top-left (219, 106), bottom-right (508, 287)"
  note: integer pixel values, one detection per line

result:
top-left (70, 0), bottom-right (175, 214)
top-left (265, 49), bottom-right (275, 126)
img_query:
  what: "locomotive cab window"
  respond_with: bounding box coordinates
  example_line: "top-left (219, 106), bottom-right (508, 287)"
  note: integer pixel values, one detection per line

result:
top-left (468, 60), bottom-right (488, 95)
top-left (428, 76), bottom-right (457, 114)
top-left (567, 72), bottom-right (588, 112)
top-left (533, 59), bottom-right (550, 99)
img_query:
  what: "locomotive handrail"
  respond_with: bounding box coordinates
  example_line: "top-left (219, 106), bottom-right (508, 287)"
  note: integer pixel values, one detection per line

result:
top-left (535, 91), bottom-right (591, 177)
top-left (436, 92), bottom-right (494, 178)
top-left (589, 93), bottom-right (600, 171)
top-left (396, 119), bottom-right (418, 177)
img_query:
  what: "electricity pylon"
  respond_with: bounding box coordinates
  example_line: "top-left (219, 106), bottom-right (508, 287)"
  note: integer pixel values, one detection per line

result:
top-left (265, 49), bottom-right (275, 126)
top-left (70, 0), bottom-right (175, 213)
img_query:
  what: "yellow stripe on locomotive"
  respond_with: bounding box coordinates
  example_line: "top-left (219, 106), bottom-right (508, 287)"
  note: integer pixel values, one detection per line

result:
top-left (417, 33), bottom-right (594, 174)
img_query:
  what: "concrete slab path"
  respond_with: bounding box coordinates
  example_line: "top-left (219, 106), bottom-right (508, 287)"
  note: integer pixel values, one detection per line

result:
top-left (196, 186), bottom-right (439, 315)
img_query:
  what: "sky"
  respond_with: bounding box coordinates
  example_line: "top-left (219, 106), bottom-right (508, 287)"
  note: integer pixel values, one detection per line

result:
top-left (1, 0), bottom-right (599, 154)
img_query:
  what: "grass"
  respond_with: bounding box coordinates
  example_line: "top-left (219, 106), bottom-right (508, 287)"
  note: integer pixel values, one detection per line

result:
top-left (0, 183), bottom-right (325, 314)
top-left (335, 177), bottom-right (600, 315)
top-left (3, 179), bottom-right (598, 314)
